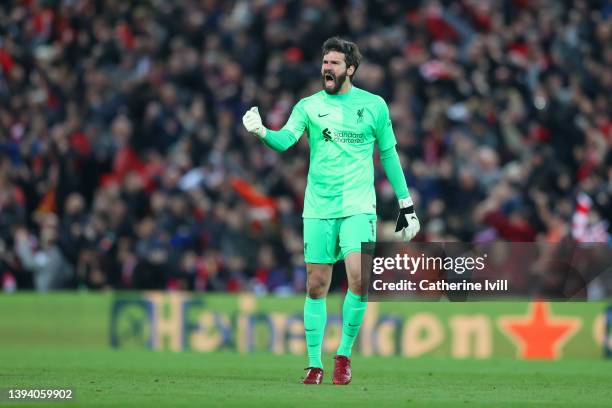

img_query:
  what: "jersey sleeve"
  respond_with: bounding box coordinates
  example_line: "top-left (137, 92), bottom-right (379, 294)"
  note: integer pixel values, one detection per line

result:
top-left (374, 97), bottom-right (397, 151)
top-left (283, 99), bottom-right (309, 139)
top-left (263, 100), bottom-right (308, 152)
top-left (380, 146), bottom-right (410, 200)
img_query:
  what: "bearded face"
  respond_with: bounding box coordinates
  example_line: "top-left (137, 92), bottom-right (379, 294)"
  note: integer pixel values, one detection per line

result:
top-left (322, 69), bottom-right (347, 94)
top-left (321, 51), bottom-right (352, 94)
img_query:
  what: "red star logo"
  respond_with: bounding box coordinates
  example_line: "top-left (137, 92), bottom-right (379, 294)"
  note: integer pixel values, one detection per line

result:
top-left (498, 302), bottom-right (581, 360)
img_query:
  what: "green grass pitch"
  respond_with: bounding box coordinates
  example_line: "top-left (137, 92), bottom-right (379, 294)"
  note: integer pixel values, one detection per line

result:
top-left (1, 346), bottom-right (611, 407)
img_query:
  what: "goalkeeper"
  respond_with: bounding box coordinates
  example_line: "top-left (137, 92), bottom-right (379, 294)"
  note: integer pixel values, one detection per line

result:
top-left (242, 37), bottom-right (419, 385)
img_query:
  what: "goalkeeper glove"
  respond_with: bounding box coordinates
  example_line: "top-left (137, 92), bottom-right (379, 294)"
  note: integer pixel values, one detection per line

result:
top-left (242, 107), bottom-right (267, 139)
top-left (395, 197), bottom-right (420, 241)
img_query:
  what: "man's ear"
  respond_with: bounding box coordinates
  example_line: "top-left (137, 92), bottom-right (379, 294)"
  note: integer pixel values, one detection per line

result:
top-left (347, 66), bottom-right (355, 76)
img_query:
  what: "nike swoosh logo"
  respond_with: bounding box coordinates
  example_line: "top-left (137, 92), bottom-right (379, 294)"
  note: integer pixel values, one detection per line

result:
top-left (318, 113), bottom-right (330, 117)
top-left (305, 328), bottom-right (316, 332)
top-left (348, 323), bottom-right (359, 327)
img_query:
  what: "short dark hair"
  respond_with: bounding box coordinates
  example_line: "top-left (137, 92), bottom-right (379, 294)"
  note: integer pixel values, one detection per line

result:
top-left (322, 37), bottom-right (362, 80)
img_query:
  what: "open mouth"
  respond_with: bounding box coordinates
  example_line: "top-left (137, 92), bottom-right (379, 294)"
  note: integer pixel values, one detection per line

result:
top-left (324, 72), bottom-right (335, 86)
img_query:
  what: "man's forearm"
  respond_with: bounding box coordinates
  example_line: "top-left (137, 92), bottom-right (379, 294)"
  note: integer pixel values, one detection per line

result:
top-left (380, 146), bottom-right (409, 200)
top-left (262, 129), bottom-right (298, 152)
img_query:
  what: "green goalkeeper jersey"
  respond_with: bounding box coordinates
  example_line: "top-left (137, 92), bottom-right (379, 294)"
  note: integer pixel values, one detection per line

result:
top-left (265, 86), bottom-right (398, 219)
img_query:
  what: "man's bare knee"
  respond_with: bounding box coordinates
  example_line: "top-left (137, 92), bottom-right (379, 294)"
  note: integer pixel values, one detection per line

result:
top-left (307, 274), bottom-right (329, 298)
top-left (306, 264), bottom-right (332, 298)
top-left (345, 253), bottom-right (364, 295)
top-left (307, 281), bottom-right (327, 298)
top-left (348, 279), bottom-right (363, 296)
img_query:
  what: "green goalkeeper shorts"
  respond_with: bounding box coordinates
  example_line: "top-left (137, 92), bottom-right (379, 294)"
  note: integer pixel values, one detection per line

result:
top-left (303, 213), bottom-right (377, 264)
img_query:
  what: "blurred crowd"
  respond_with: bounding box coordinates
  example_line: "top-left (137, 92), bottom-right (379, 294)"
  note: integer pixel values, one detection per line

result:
top-left (0, 0), bottom-right (610, 293)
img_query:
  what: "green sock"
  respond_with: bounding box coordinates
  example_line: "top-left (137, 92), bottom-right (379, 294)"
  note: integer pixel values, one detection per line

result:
top-left (304, 296), bottom-right (327, 368)
top-left (337, 289), bottom-right (367, 357)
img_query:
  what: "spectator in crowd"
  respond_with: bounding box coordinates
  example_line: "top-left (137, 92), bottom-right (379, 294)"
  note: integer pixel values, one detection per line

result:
top-left (15, 214), bottom-right (74, 291)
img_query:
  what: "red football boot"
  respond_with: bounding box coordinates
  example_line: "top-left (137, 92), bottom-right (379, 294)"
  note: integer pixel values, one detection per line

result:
top-left (332, 355), bottom-right (352, 385)
top-left (302, 367), bottom-right (324, 384)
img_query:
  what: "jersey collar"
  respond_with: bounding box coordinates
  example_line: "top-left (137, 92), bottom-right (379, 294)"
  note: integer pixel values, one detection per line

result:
top-left (324, 84), bottom-right (356, 100)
